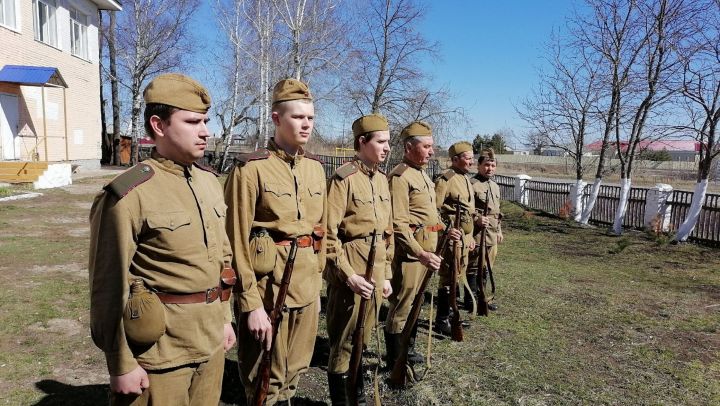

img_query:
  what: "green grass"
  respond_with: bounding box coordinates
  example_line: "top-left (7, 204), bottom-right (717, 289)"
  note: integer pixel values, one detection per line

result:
top-left (1, 178), bottom-right (718, 405)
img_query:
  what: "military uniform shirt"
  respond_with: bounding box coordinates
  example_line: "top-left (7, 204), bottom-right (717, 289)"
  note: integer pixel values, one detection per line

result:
top-left (435, 167), bottom-right (475, 243)
top-left (471, 175), bottom-right (503, 246)
top-left (88, 153), bottom-right (233, 376)
top-left (225, 138), bottom-right (327, 312)
top-left (388, 158), bottom-right (441, 257)
top-left (325, 158), bottom-right (394, 284)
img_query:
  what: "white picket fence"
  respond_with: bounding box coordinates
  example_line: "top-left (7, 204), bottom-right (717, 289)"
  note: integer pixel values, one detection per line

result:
top-left (494, 174), bottom-right (720, 245)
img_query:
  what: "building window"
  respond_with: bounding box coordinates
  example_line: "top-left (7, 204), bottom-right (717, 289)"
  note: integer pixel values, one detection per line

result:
top-left (70, 8), bottom-right (88, 59)
top-left (0, 0), bottom-right (17, 29)
top-left (33, 0), bottom-right (57, 47)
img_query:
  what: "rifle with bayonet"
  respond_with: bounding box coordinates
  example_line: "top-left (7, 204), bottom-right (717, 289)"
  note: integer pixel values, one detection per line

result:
top-left (252, 239), bottom-right (299, 406)
top-left (347, 233), bottom-right (377, 405)
top-left (449, 204), bottom-right (464, 342)
top-left (389, 224), bottom-right (451, 387)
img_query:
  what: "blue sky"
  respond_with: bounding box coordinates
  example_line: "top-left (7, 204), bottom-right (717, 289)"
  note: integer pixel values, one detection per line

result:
top-left (190, 0), bottom-right (581, 148)
top-left (418, 0), bottom-right (579, 147)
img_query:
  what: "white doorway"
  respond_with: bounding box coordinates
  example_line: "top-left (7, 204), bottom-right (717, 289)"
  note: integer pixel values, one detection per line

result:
top-left (0, 93), bottom-right (19, 160)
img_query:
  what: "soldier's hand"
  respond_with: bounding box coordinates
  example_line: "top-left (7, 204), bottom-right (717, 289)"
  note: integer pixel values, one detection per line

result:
top-left (497, 232), bottom-right (504, 244)
top-left (469, 241), bottom-right (476, 251)
top-left (347, 274), bottom-right (374, 299)
top-left (418, 251), bottom-right (442, 271)
top-left (110, 366), bottom-right (149, 395)
top-left (476, 215), bottom-right (490, 227)
top-left (248, 307), bottom-right (273, 351)
top-left (448, 228), bottom-right (462, 241)
top-left (382, 280), bottom-right (393, 298)
top-left (223, 322), bottom-right (236, 351)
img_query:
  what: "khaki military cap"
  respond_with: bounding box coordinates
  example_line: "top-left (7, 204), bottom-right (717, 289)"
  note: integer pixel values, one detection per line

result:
top-left (449, 141), bottom-right (473, 157)
top-left (478, 148), bottom-right (496, 161)
top-left (143, 73), bottom-right (211, 113)
top-left (400, 121), bottom-right (432, 138)
top-left (352, 114), bottom-right (389, 137)
top-left (272, 78), bottom-right (313, 104)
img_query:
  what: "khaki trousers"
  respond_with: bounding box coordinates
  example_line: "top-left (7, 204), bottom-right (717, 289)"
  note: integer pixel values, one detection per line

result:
top-left (468, 244), bottom-right (498, 303)
top-left (237, 299), bottom-right (319, 405)
top-left (110, 346), bottom-right (225, 406)
top-left (326, 283), bottom-right (382, 373)
top-left (384, 256), bottom-right (427, 334)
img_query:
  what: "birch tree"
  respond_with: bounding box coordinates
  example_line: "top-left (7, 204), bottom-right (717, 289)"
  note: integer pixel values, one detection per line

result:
top-left (344, 0), bottom-right (464, 148)
top-left (114, 0), bottom-right (198, 164)
top-left (518, 37), bottom-right (602, 220)
top-left (674, 0), bottom-right (720, 241)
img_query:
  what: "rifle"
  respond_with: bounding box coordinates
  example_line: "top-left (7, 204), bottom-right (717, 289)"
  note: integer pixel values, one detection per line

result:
top-left (347, 233), bottom-right (377, 406)
top-left (476, 190), bottom-right (491, 316)
top-left (389, 224), bottom-right (451, 387)
top-left (252, 239), bottom-right (299, 406)
top-left (449, 204), bottom-right (463, 342)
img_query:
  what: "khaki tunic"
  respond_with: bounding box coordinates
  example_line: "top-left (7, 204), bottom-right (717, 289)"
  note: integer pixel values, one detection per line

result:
top-left (469, 175), bottom-right (502, 302)
top-left (385, 158), bottom-right (441, 333)
top-left (224, 138), bottom-right (327, 403)
top-left (324, 159), bottom-right (394, 373)
top-left (434, 167), bottom-right (475, 287)
top-left (88, 153), bottom-right (233, 377)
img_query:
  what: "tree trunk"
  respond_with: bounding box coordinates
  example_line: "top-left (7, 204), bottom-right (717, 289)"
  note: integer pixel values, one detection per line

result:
top-left (109, 11), bottom-right (120, 166)
top-left (674, 179), bottom-right (708, 242)
top-left (612, 178), bottom-right (632, 235)
top-left (580, 177), bottom-right (602, 224)
top-left (99, 11), bottom-right (110, 165)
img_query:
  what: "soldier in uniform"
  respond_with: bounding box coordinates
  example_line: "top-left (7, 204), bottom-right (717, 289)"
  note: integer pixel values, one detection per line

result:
top-left (384, 121), bottom-right (445, 368)
top-left (88, 73), bottom-right (237, 406)
top-left (434, 141), bottom-right (475, 334)
top-left (468, 148), bottom-right (503, 312)
top-left (324, 113), bottom-right (394, 404)
top-left (224, 78), bottom-right (327, 405)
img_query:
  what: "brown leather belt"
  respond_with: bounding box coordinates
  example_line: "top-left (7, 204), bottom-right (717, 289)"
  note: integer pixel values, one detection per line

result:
top-left (274, 235), bottom-right (314, 248)
top-left (410, 223), bottom-right (444, 233)
top-left (156, 285), bottom-right (231, 304)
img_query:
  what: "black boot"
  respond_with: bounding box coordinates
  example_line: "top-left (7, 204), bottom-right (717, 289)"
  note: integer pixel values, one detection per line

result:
top-left (483, 270), bottom-right (498, 311)
top-left (328, 372), bottom-right (348, 406)
top-left (353, 369), bottom-right (367, 406)
top-left (408, 322), bottom-right (425, 364)
top-left (434, 287), bottom-right (451, 336)
top-left (464, 272), bottom-right (478, 311)
top-left (384, 330), bottom-right (399, 370)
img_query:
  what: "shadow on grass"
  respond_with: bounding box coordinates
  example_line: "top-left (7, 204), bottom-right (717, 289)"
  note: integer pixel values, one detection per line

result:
top-left (32, 380), bottom-right (108, 405)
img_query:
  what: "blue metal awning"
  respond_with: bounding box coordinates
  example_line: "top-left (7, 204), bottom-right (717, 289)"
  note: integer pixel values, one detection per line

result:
top-left (0, 65), bottom-right (67, 88)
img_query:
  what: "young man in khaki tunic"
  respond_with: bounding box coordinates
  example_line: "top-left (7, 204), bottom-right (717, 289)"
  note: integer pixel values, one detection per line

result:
top-left (324, 114), bottom-right (394, 404)
top-left (89, 73), bottom-right (237, 406)
top-left (384, 121), bottom-right (448, 368)
top-left (434, 141), bottom-right (475, 334)
top-left (225, 78), bottom-right (327, 405)
top-left (469, 148), bottom-right (504, 312)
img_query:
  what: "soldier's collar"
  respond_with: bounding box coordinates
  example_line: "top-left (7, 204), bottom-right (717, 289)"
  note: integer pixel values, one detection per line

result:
top-left (402, 156), bottom-right (424, 170)
top-left (475, 174), bottom-right (490, 182)
top-left (451, 165), bottom-right (469, 175)
top-left (150, 148), bottom-right (193, 178)
top-left (268, 137), bottom-right (305, 165)
top-left (353, 156), bottom-right (378, 177)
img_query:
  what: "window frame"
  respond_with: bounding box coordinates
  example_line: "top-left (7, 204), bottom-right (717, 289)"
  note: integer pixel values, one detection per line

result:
top-left (69, 7), bottom-right (88, 59)
top-left (32, 0), bottom-right (58, 47)
top-left (0, 0), bottom-right (18, 31)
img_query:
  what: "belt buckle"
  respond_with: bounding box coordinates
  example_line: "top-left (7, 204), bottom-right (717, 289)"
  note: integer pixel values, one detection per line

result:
top-left (205, 287), bottom-right (219, 303)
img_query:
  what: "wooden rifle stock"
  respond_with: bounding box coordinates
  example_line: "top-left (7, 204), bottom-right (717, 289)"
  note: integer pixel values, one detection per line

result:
top-left (449, 204), bottom-right (464, 342)
top-left (347, 233), bottom-right (377, 406)
top-left (389, 225), bottom-right (451, 387)
top-left (252, 239), bottom-right (299, 406)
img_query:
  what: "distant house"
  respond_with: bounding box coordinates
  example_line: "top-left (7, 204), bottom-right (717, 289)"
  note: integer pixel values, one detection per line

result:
top-left (540, 146), bottom-right (569, 157)
top-left (0, 0), bottom-right (122, 168)
top-left (585, 140), bottom-right (700, 162)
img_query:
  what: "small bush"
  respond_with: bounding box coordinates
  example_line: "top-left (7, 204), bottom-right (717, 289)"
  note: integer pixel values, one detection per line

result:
top-left (609, 236), bottom-right (632, 254)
